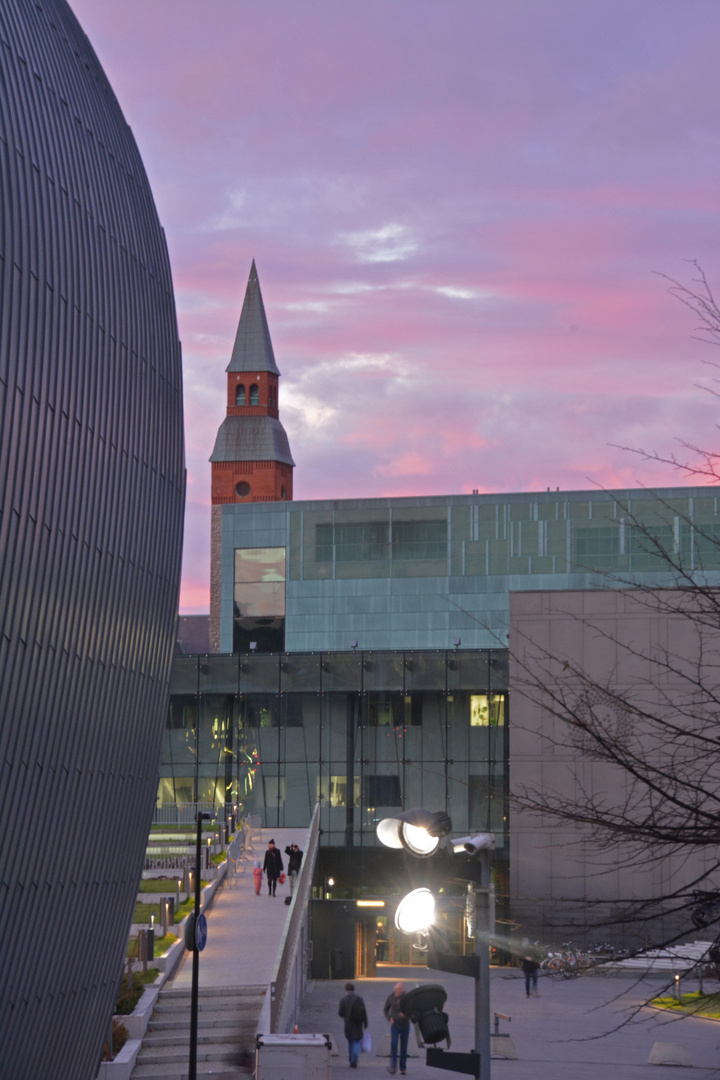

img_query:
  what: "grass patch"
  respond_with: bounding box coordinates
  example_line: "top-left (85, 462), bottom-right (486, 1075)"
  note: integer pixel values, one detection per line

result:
top-left (139, 877), bottom-right (183, 894)
top-left (651, 991), bottom-right (720, 1019)
top-left (115, 969), bottom-right (160, 1015)
top-left (134, 885), bottom-right (208, 924)
top-left (211, 850), bottom-right (227, 866)
top-left (127, 933), bottom-right (177, 958)
top-left (133, 901), bottom-right (161, 923)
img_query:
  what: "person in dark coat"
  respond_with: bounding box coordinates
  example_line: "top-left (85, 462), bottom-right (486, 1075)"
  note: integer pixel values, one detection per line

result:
top-left (521, 955), bottom-right (540, 997)
top-left (338, 982), bottom-right (368, 1068)
top-left (263, 838), bottom-right (283, 896)
top-left (285, 843), bottom-right (303, 894)
top-left (383, 981), bottom-right (410, 1075)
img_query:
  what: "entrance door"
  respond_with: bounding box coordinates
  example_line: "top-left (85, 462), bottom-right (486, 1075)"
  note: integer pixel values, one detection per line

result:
top-left (356, 919), bottom-right (377, 977)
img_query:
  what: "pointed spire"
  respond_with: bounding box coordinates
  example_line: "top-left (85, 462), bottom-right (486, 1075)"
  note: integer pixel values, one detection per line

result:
top-left (227, 260), bottom-right (280, 375)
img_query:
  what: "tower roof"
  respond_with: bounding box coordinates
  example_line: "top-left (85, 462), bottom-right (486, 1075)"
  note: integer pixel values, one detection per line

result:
top-left (210, 415), bottom-right (295, 467)
top-left (227, 260), bottom-right (280, 375)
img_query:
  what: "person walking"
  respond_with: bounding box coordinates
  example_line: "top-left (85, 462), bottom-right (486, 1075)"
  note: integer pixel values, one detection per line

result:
top-left (338, 981), bottom-right (367, 1068)
top-left (285, 843), bottom-right (303, 894)
top-left (263, 838), bottom-right (283, 896)
top-left (521, 955), bottom-right (540, 997)
top-left (383, 981), bottom-right (409, 1075)
top-left (252, 860), bottom-right (263, 895)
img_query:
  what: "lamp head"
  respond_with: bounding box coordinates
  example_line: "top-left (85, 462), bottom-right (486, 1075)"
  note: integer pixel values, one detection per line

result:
top-left (395, 888), bottom-right (435, 934)
top-left (376, 809), bottom-right (452, 857)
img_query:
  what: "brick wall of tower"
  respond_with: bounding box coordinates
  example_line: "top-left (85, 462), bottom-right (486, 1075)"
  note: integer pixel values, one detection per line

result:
top-left (209, 505), bottom-right (222, 653)
top-left (227, 371), bottom-right (279, 416)
top-left (211, 460), bottom-right (293, 504)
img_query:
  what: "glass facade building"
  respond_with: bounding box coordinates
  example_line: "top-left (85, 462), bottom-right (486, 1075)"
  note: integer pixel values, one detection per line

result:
top-left (164, 648), bottom-right (508, 853)
top-left (213, 489), bottom-right (720, 654)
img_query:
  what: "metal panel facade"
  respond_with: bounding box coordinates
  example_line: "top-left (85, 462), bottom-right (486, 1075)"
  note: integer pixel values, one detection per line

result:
top-left (0, 2), bottom-right (185, 1077)
top-left (216, 491), bottom-right (720, 652)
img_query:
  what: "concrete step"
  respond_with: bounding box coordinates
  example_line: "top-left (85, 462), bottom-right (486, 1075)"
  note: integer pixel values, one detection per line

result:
top-left (147, 1013), bottom-right (261, 1033)
top-left (152, 1001), bottom-right (257, 1016)
top-left (132, 1064), bottom-right (246, 1080)
top-left (143, 1028), bottom-right (246, 1047)
top-left (137, 1042), bottom-right (243, 1065)
top-left (160, 985), bottom-right (264, 999)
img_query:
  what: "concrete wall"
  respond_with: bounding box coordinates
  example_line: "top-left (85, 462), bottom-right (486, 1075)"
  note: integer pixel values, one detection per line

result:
top-left (508, 589), bottom-right (720, 944)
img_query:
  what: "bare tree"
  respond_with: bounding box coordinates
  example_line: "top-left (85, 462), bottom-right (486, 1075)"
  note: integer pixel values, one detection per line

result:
top-left (510, 266), bottom-right (720, 952)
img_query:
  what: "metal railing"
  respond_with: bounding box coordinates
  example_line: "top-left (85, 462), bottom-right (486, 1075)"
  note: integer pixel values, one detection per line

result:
top-left (225, 815), bottom-right (263, 887)
top-left (153, 802), bottom-right (218, 826)
top-left (269, 804), bottom-right (321, 1033)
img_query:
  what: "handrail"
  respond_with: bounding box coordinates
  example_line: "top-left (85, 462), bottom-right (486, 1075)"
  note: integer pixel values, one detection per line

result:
top-left (269, 803), bottom-right (321, 1032)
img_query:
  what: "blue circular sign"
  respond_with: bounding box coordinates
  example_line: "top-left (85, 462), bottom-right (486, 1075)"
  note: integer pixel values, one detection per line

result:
top-left (195, 912), bottom-right (208, 952)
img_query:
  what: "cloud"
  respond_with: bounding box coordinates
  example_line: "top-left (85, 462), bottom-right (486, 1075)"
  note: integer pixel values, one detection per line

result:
top-left (343, 224), bottom-right (419, 263)
top-left (66, 0), bottom-right (720, 615)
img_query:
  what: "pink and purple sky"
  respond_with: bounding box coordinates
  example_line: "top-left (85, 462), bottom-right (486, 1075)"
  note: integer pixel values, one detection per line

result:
top-left (69, 0), bottom-right (720, 614)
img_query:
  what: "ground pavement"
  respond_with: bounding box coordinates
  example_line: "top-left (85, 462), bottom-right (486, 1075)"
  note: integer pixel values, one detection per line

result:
top-left (170, 827), bottom-right (307, 990)
top-left (296, 964), bottom-right (720, 1080)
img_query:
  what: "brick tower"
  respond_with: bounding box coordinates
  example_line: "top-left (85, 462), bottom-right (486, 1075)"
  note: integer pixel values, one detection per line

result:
top-left (209, 261), bottom-right (294, 649)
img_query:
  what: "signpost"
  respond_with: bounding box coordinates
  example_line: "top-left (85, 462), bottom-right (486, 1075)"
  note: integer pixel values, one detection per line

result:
top-left (189, 811), bottom-right (213, 1080)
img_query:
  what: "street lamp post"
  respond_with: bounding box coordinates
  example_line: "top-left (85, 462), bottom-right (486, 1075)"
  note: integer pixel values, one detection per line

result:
top-left (472, 851), bottom-right (492, 1080)
top-left (378, 812), bottom-right (494, 1080)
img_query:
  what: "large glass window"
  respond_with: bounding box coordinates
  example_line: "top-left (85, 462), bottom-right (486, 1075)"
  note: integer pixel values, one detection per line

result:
top-left (627, 523), bottom-right (674, 568)
top-left (318, 775), bottom-right (361, 807)
top-left (470, 694), bottom-right (505, 727)
top-left (316, 520), bottom-right (449, 563)
top-left (680, 521), bottom-right (720, 569)
top-left (572, 525), bottom-right (620, 570)
top-left (365, 775), bottom-right (401, 807)
top-left (392, 520), bottom-right (447, 560)
top-left (234, 547), bottom-right (286, 653)
top-left (317, 523), bottom-right (389, 563)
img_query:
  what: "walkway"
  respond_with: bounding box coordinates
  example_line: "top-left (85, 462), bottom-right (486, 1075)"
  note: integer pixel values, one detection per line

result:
top-left (297, 965), bottom-right (720, 1079)
top-left (170, 827), bottom-right (307, 991)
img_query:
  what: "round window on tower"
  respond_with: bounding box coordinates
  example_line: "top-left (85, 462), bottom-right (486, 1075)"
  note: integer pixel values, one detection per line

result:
top-left (235, 481), bottom-right (251, 498)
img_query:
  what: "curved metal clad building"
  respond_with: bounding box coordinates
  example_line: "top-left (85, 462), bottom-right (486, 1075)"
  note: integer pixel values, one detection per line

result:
top-left (0, 2), bottom-right (185, 1076)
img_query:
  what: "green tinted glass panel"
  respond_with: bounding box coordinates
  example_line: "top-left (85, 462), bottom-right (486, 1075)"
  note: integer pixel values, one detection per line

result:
top-left (234, 582), bottom-right (285, 616)
top-left (234, 547), bottom-right (286, 583)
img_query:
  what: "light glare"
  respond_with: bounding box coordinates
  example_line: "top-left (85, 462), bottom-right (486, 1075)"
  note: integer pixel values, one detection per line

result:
top-left (402, 822), bottom-right (439, 856)
top-left (395, 888), bottom-right (435, 934)
top-left (377, 818), bottom-right (404, 849)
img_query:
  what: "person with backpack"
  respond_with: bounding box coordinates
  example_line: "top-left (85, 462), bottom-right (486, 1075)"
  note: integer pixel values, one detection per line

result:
top-left (338, 982), bottom-right (368, 1068)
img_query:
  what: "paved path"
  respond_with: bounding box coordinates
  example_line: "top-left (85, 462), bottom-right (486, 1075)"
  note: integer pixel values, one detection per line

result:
top-left (297, 964), bottom-right (720, 1079)
top-left (170, 827), bottom-right (307, 990)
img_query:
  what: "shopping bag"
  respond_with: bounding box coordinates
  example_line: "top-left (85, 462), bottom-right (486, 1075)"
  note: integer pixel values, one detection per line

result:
top-left (361, 1030), bottom-right (372, 1053)
top-left (279, 873), bottom-right (286, 884)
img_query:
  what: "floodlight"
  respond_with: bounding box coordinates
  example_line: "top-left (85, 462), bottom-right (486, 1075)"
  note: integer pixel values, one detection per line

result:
top-left (350, 639), bottom-right (358, 649)
top-left (376, 809), bottom-right (452, 858)
top-left (249, 642), bottom-right (257, 651)
top-left (395, 888), bottom-right (435, 934)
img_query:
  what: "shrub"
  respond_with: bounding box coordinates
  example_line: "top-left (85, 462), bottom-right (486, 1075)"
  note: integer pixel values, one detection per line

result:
top-left (102, 1018), bottom-right (129, 1060)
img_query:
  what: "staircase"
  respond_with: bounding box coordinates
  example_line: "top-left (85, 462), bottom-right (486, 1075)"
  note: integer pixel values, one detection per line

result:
top-left (131, 985), bottom-right (266, 1079)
